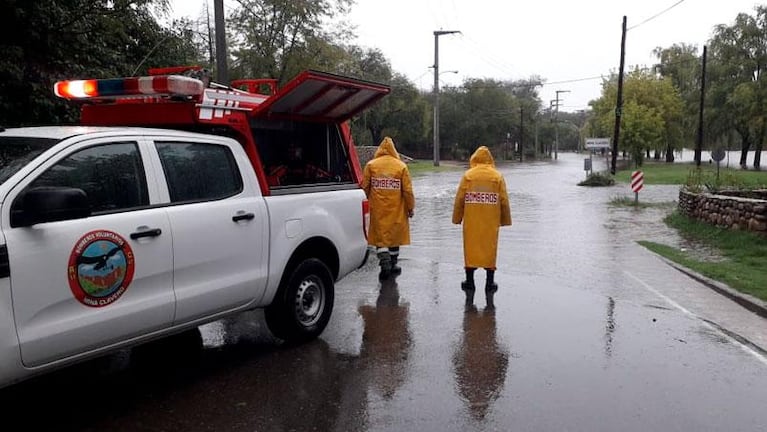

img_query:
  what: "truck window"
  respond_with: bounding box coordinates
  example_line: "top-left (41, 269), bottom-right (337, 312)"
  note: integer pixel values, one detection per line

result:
top-left (156, 142), bottom-right (243, 203)
top-left (250, 120), bottom-right (353, 189)
top-left (0, 137), bottom-right (59, 184)
top-left (24, 142), bottom-right (149, 214)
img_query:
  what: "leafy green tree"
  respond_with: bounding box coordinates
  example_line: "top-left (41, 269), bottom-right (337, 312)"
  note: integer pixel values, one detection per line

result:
top-left (622, 100), bottom-right (664, 166)
top-left (0, 0), bottom-right (204, 126)
top-left (437, 78), bottom-right (541, 160)
top-left (333, 46), bottom-right (430, 153)
top-left (589, 69), bottom-right (682, 165)
top-left (653, 43), bottom-right (700, 161)
top-left (228, 0), bottom-right (353, 84)
top-left (709, 6), bottom-right (767, 169)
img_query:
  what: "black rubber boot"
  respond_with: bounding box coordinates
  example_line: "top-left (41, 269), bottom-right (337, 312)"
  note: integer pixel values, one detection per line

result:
top-left (462, 285), bottom-right (475, 307)
top-left (390, 255), bottom-right (402, 276)
top-left (485, 269), bottom-right (497, 309)
top-left (462, 268), bottom-right (476, 307)
top-left (378, 251), bottom-right (392, 280)
top-left (485, 288), bottom-right (496, 310)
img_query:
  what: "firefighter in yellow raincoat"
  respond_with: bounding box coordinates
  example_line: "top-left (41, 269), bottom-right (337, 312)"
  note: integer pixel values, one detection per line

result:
top-left (362, 137), bottom-right (416, 280)
top-left (452, 146), bottom-right (512, 307)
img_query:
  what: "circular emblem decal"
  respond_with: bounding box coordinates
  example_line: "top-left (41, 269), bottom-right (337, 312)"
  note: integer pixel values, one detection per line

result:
top-left (68, 230), bottom-right (135, 307)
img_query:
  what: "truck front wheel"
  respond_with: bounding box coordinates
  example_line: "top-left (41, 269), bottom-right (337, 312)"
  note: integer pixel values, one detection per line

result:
top-left (265, 258), bottom-right (334, 343)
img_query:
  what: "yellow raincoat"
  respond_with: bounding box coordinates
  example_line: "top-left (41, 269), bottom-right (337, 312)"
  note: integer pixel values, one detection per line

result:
top-left (362, 137), bottom-right (416, 247)
top-left (452, 146), bottom-right (512, 268)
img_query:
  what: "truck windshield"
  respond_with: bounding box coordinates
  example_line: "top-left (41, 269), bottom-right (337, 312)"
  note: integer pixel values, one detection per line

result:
top-left (0, 137), bottom-right (59, 184)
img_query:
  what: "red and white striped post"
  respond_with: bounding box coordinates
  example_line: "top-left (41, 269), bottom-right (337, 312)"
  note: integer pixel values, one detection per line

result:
top-left (631, 170), bottom-right (644, 204)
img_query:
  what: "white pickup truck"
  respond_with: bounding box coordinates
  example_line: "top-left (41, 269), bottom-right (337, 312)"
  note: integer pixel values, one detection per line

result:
top-left (0, 68), bottom-right (389, 388)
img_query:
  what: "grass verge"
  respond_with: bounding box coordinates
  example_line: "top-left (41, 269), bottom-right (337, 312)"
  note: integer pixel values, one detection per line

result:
top-left (615, 162), bottom-right (767, 186)
top-left (638, 212), bottom-right (767, 301)
top-left (406, 160), bottom-right (462, 176)
top-left (608, 197), bottom-right (675, 209)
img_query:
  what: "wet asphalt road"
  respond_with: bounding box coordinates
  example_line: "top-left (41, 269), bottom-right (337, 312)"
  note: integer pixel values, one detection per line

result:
top-left (3, 153), bottom-right (767, 432)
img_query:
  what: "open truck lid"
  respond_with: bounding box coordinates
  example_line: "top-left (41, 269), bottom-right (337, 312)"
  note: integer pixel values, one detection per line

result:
top-left (54, 67), bottom-right (390, 127)
top-left (252, 70), bottom-right (390, 122)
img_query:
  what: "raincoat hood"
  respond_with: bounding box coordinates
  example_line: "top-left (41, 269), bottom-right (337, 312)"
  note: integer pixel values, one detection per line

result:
top-left (374, 137), bottom-right (400, 159)
top-left (469, 146), bottom-right (495, 168)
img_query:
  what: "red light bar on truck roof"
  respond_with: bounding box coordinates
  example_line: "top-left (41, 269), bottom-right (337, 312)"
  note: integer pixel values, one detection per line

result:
top-left (54, 76), bottom-right (204, 100)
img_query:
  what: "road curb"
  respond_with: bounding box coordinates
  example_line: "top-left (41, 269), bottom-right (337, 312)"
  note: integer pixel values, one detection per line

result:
top-left (657, 256), bottom-right (767, 320)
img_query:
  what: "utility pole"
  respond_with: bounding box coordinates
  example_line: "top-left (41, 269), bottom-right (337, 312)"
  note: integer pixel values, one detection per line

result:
top-left (611, 16), bottom-right (627, 175)
top-left (695, 45), bottom-right (707, 166)
top-left (520, 107), bottom-right (524, 162)
top-left (205, 1), bottom-right (214, 65)
top-left (549, 100), bottom-right (557, 157)
top-left (534, 115), bottom-right (540, 156)
top-left (214, 0), bottom-right (228, 84)
top-left (554, 90), bottom-right (569, 160)
top-left (433, 30), bottom-right (460, 167)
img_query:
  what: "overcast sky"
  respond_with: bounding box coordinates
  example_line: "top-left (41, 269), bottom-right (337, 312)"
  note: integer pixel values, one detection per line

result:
top-left (170, 0), bottom-right (763, 112)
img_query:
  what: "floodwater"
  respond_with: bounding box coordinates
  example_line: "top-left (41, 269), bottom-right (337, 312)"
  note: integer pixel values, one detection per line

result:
top-left (673, 148), bottom-right (767, 168)
top-left (2, 153), bottom-right (767, 432)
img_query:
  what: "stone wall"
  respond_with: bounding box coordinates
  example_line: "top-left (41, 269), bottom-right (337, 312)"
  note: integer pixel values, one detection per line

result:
top-left (715, 189), bottom-right (767, 200)
top-left (357, 146), bottom-right (414, 168)
top-left (679, 189), bottom-right (767, 233)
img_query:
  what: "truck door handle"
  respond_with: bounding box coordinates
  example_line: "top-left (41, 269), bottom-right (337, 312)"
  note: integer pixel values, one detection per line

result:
top-left (130, 228), bottom-right (162, 239)
top-left (232, 212), bottom-right (255, 222)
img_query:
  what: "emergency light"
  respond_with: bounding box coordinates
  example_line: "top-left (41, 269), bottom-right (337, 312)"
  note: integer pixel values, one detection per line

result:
top-left (54, 75), bottom-right (204, 100)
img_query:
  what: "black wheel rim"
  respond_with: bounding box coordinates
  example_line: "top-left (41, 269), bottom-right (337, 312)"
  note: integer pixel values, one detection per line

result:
top-left (294, 275), bottom-right (325, 327)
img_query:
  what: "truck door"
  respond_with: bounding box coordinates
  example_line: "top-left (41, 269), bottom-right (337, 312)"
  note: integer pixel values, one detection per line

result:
top-left (147, 138), bottom-right (268, 323)
top-left (2, 138), bottom-right (174, 367)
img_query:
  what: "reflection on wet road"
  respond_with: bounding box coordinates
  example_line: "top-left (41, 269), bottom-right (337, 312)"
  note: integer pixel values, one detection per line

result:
top-left (359, 279), bottom-right (412, 402)
top-left (453, 308), bottom-right (509, 421)
top-left (3, 154), bottom-right (767, 431)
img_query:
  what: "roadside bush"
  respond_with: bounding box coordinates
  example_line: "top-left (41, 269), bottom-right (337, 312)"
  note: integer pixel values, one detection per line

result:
top-left (686, 167), bottom-right (749, 193)
top-left (685, 168), bottom-right (704, 193)
top-left (578, 172), bottom-right (616, 187)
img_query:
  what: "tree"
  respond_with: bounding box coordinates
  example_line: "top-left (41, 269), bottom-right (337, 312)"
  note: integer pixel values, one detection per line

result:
top-left (436, 78), bottom-right (541, 160)
top-left (0, 0), bottom-right (204, 126)
top-left (588, 69), bottom-right (682, 165)
top-left (228, 0), bottom-right (353, 84)
top-left (709, 14), bottom-right (754, 168)
top-left (653, 43), bottom-right (700, 161)
top-left (709, 6), bottom-right (767, 169)
top-left (621, 100), bottom-right (664, 166)
top-left (332, 46), bottom-right (430, 153)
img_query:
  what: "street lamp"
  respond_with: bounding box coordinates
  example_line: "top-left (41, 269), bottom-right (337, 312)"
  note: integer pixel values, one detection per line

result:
top-left (439, 70), bottom-right (459, 85)
top-left (433, 30), bottom-right (461, 167)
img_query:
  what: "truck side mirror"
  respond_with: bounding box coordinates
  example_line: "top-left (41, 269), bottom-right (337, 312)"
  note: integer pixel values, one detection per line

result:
top-left (11, 187), bottom-right (91, 227)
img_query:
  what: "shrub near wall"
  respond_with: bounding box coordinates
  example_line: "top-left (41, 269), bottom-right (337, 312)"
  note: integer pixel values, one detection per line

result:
top-left (679, 189), bottom-right (767, 234)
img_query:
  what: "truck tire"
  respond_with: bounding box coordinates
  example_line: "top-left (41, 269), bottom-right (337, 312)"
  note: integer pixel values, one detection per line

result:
top-left (265, 258), bottom-right (334, 343)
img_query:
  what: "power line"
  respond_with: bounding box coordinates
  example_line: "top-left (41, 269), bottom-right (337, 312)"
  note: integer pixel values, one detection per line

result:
top-left (450, 0), bottom-right (460, 25)
top-left (410, 54), bottom-right (701, 93)
top-left (628, 0), bottom-right (687, 31)
top-left (542, 75), bottom-right (604, 86)
top-left (457, 34), bottom-right (517, 75)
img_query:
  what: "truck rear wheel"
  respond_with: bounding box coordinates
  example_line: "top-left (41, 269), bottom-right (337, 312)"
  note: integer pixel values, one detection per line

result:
top-left (265, 258), bottom-right (334, 343)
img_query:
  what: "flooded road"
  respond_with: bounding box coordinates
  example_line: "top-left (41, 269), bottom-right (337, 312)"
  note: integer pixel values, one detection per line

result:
top-left (3, 153), bottom-right (767, 432)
